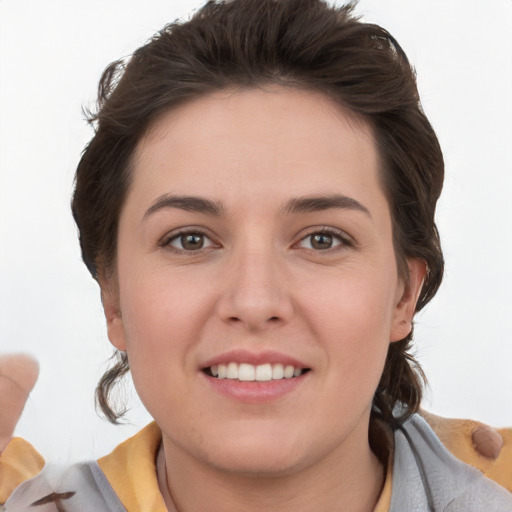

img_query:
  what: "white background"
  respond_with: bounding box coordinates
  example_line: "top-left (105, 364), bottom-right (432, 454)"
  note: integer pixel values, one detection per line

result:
top-left (1, 0), bottom-right (511, 463)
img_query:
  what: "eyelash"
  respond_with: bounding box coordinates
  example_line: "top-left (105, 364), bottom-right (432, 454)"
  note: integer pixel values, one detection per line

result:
top-left (159, 229), bottom-right (218, 254)
top-left (159, 227), bottom-right (354, 254)
top-left (296, 227), bottom-right (354, 252)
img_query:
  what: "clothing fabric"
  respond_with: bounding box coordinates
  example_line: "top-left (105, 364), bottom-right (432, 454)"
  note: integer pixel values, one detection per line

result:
top-left (390, 415), bottom-right (512, 511)
top-left (0, 438), bottom-right (44, 504)
top-left (1, 414), bottom-right (511, 511)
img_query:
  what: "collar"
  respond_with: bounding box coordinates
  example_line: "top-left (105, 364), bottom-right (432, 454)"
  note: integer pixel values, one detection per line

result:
top-left (97, 422), bottom-right (167, 512)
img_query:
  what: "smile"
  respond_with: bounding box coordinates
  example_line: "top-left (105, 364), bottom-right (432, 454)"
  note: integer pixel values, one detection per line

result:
top-left (205, 363), bottom-right (309, 381)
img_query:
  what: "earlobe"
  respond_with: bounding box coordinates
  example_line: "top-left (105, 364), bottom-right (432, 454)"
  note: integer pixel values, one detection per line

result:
top-left (390, 258), bottom-right (427, 342)
top-left (101, 282), bottom-right (127, 352)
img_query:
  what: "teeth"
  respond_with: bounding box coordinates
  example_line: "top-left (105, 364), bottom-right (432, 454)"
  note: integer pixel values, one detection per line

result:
top-left (239, 363), bottom-right (255, 381)
top-left (209, 363), bottom-right (305, 381)
top-left (227, 362), bottom-right (238, 379)
top-left (255, 363), bottom-right (272, 381)
top-left (283, 365), bottom-right (295, 378)
top-left (272, 363), bottom-right (284, 379)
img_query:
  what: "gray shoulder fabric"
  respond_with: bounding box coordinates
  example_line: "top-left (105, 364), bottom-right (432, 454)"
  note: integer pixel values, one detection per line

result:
top-left (390, 414), bottom-right (512, 511)
top-left (3, 461), bottom-right (126, 511)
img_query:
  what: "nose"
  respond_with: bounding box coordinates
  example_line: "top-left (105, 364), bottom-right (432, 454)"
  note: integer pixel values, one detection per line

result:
top-left (216, 246), bottom-right (294, 331)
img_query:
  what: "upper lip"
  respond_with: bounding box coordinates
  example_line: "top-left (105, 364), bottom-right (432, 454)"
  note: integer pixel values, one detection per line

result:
top-left (201, 349), bottom-right (309, 369)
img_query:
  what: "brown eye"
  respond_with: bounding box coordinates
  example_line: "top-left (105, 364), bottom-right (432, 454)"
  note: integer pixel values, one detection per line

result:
top-left (168, 232), bottom-right (214, 251)
top-left (311, 233), bottom-right (334, 250)
top-left (297, 230), bottom-right (346, 251)
top-left (181, 234), bottom-right (204, 250)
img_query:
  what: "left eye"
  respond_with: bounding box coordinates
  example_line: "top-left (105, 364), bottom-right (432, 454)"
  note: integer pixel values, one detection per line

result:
top-left (298, 231), bottom-right (345, 250)
top-left (167, 232), bottom-right (214, 251)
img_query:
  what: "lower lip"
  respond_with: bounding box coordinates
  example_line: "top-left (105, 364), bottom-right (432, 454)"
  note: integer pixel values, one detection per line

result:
top-left (202, 372), bottom-right (309, 404)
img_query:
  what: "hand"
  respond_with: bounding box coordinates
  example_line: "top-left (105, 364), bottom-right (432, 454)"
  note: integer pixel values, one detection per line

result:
top-left (0, 353), bottom-right (39, 453)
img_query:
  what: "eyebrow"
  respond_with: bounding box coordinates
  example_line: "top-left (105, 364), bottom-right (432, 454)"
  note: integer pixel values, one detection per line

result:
top-left (144, 194), bottom-right (225, 219)
top-left (283, 194), bottom-right (371, 217)
top-left (143, 193), bottom-right (371, 220)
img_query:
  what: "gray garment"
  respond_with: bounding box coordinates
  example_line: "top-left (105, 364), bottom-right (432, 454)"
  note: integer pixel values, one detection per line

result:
top-left (3, 414), bottom-right (512, 511)
top-left (2, 461), bottom-right (125, 512)
top-left (390, 414), bottom-right (512, 511)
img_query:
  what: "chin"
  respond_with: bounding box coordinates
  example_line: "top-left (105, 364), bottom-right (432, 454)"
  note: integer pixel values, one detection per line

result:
top-left (210, 448), bottom-right (306, 477)
top-left (197, 428), bottom-right (318, 477)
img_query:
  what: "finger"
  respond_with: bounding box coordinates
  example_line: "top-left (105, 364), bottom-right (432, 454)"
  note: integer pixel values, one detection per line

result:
top-left (0, 353), bottom-right (39, 452)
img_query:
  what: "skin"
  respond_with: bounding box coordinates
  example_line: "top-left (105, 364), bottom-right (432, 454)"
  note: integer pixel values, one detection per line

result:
top-left (0, 353), bottom-right (39, 452)
top-left (103, 86), bottom-right (426, 512)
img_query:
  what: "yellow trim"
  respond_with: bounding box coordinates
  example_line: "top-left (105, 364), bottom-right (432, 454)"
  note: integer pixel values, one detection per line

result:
top-left (373, 450), bottom-right (393, 512)
top-left (0, 437), bottom-right (44, 504)
top-left (97, 422), bottom-right (167, 512)
top-left (485, 427), bottom-right (512, 492)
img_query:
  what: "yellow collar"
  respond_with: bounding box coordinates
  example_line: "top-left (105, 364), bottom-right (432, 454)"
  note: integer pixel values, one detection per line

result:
top-left (97, 422), bottom-right (167, 512)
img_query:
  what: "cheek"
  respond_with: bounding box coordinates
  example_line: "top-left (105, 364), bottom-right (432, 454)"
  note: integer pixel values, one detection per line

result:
top-left (120, 277), bottom-right (198, 349)
top-left (116, 275), bottom-right (199, 416)
top-left (116, 264), bottom-right (221, 378)
top-left (299, 267), bottom-right (396, 387)
top-left (299, 265), bottom-right (398, 340)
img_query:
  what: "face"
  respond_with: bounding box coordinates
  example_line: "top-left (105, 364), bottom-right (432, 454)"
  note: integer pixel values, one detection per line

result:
top-left (104, 86), bottom-right (424, 476)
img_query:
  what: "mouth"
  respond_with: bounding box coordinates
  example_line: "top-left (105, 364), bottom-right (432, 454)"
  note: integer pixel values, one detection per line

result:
top-left (203, 363), bottom-right (311, 381)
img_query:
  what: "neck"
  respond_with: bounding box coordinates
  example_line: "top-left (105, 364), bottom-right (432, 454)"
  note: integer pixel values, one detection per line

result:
top-left (157, 430), bottom-right (385, 512)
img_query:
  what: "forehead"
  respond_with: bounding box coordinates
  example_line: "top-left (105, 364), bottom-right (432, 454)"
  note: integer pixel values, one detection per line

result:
top-left (129, 86), bottom-right (384, 213)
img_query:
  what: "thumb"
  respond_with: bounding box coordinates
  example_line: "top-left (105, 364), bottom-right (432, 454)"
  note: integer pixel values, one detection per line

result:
top-left (0, 353), bottom-right (39, 453)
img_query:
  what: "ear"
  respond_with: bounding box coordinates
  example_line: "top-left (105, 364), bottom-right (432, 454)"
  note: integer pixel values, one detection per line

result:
top-left (100, 278), bottom-right (127, 352)
top-left (390, 258), bottom-right (427, 342)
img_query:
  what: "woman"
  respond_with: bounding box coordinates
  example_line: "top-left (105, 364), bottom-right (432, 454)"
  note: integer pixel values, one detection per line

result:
top-left (1, 0), bottom-right (511, 510)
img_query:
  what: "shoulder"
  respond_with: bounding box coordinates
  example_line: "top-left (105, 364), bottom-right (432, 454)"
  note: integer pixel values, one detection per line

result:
top-left (2, 461), bottom-right (125, 511)
top-left (2, 423), bottom-right (163, 512)
top-left (390, 412), bottom-right (512, 511)
top-left (420, 409), bottom-right (512, 493)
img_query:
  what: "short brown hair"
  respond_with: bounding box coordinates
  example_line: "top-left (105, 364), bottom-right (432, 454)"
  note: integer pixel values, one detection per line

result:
top-left (72, 0), bottom-right (444, 427)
